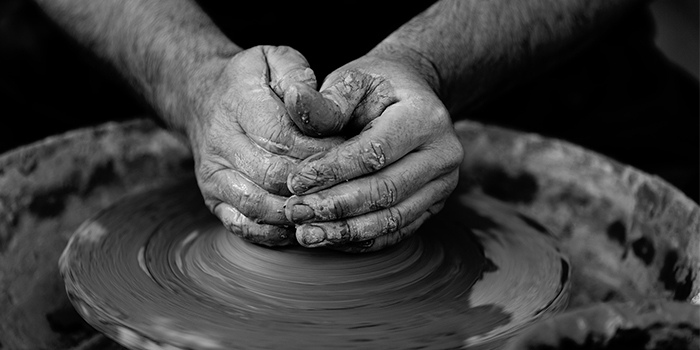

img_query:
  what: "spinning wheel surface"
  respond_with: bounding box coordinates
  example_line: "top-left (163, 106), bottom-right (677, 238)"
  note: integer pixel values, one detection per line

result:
top-left (60, 179), bottom-right (569, 350)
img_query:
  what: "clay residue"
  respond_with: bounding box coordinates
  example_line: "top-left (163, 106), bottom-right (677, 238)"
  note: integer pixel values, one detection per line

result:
top-left (61, 181), bottom-right (569, 349)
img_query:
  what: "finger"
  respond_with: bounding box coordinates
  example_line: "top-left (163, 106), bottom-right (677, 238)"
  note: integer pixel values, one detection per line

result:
top-left (210, 132), bottom-right (297, 195)
top-left (213, 202), bottom-right (294, 246)
top-left (284, 70), bottom-right (394, 137)
top-left (363, 199), bottom-right (447, 252)
top-left (332, 210), bottom-right (434, 253)
top-left (284, 83), bottom-right (347, 137)
top-left (284, 146), bottom-right (457, 223)
top-left (294, 170), bottom-right (458, 248)
top-left (198, 164), bottom-right (289, 225)
top-left (287, 100), bottom-right (450, 195)
top-left (264, 45), bottom-right (317, 95)
top-left (234, 46), bottom-right (343, 159)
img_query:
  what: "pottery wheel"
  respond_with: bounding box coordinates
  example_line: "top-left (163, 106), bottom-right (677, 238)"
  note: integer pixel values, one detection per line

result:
top-left (59, 179), bottom-right (570, 350)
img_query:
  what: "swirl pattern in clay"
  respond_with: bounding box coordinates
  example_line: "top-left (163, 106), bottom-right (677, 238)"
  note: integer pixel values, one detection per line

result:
top-left (60, 180), bottom-right (569, 349)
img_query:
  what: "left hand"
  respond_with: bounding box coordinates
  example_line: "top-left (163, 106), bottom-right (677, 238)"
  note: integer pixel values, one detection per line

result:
top-left (282, 49), bottom-right (464, 252)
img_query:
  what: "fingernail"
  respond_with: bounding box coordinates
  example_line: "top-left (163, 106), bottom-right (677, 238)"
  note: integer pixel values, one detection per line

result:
top-left (298, 225), bottom-right (326, 247)
top-left (288, 172), bottom-right (315, 195)
top-left (290, 203), bottom-right (315, 223)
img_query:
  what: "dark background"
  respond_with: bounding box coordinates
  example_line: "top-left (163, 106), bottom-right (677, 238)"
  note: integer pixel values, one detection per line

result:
top-left (0, 0), bottom-right (697, 200)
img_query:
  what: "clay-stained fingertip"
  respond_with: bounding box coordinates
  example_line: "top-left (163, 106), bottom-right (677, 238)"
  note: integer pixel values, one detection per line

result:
top-left (284, 196), bottom-right (316, 224)
top-left (284, 83), bottom-right (315, 134)
top-left (284, 82), bottom-right (344, 137)
top-left (295, 224), bottom-right (328, 248)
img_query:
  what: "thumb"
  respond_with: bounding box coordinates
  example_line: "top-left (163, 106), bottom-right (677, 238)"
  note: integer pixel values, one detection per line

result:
top-left (284, 70), bottom-right (373, 137)
top-left (264, 46), bottom-right (317, 97)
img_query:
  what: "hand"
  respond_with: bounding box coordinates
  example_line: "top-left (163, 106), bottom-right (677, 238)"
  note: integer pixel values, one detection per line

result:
top-left (187, 46), bottom-right (341, 246)
top-left (283, 49), bottom-right (464, 252)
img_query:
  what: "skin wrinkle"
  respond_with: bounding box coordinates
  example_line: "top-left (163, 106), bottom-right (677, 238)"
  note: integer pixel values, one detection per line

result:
top-left (295, 171), bottom-right (403, 223)
top-left (371, 44), bottom-right (441, 96)
top-left (197, 154), bottom-right (230, 186)
top-left (326, 70), bottom-right (399, 132)
top-left (240, 150), bottom-right (283, 191)
top-left (288, 69), bottom-right (461, 243)
top-left (203, 165), bottom-right (287, 224)
top-left (353, 76), bottom-right (386, 117)
top-left (209, 108), bottom-right (292, 192)
top-left (370, 176), bottom-right (398, 211)
top-left (220, 205), bottom-right (271, 243)
top-left (421, 139), bottom-right (462, 173)
top-left (36, 0), bottom-right (647, 249)
top-left (299, 173), bottom-right (455, 248)
top-left (231, 48), bottom-right (342, 159)
top-left (287, 57), bottom-right (451, 240)
top-left (115, 1), bottom-right (237, 132)
top-left (361, 141), bottom-right (386, 172)
top-left (385, 207), bottom-right (402, 235)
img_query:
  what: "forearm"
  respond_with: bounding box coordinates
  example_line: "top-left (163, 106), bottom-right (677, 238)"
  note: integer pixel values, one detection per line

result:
top-left (371, 0), bottom-right (646, 115)
top-left (34, 0), bottom-right (241, 136)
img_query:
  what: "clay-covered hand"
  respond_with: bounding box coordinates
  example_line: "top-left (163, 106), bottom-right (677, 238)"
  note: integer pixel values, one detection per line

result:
top-left (188, 46), bottom-right (341, 246)
top-left (283, 50), bottom-right (463, 252)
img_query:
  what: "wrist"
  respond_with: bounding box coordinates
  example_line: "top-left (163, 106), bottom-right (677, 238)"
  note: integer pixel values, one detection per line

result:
top-left (152, 40), bottom-right (240, 142)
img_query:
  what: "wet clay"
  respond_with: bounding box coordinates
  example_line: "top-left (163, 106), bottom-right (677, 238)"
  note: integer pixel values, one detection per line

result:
top-left (59, 180), bottom-right (569, 350)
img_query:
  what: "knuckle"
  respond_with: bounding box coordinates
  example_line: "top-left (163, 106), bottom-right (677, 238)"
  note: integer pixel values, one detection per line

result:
top-left (296, 161), bottom-right (343, 190)
top-left (431, 104), bottom-right (451, 124)
top-left (383, 207), bottom-right (403, 235)
top-left (419, 101), bottom-right (449, 128)
top-left (325, 221), bottom-right (353, 244)
top-left (237, 192), bottom-right (267, 220)
top-left (300, 194), bottom-right (345, 222)
top-left (333, 69), bottom-right (371, 96)
top-left (429, 135), bottom-right (463, 174)
top-left (446, 136), bottom-right (464, 167)
top-left (358, 139), bottom-right (388, 172)
top-left (328, 195), bottom-right (350, 220)
top-left (368, 176), bottom-right (399, 211)
top-left (314, 160), bottom-right (344, 184)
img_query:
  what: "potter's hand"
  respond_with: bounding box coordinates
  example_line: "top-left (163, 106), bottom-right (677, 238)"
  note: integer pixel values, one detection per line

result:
top-left (283, 51), bottom-right (463, 252)
top-left (191, 46), bottom-right (340, 246)
top-left (30, 0), bottom-right (348, 246)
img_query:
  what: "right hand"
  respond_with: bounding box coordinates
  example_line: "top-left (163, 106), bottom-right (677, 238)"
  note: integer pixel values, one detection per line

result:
top-left (281, 52), bottom-right (462, 252)
top-left (186, 46), bottom-right (342, 246)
